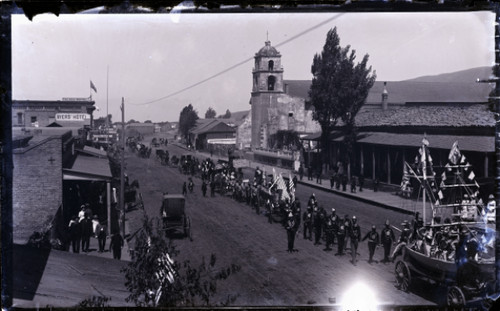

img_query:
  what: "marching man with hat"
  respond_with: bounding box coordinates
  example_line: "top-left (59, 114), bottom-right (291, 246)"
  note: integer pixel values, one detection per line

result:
top-left (286, 212), bottom-right (298, 253)
top-left (391, 220), bottom-right (412, 262)
top-left (349, 216), bottom-right (361, 265)
top-left (380, 220), bottom-right (396, 263)
top-left (362, 225), bottom-right (380, 263)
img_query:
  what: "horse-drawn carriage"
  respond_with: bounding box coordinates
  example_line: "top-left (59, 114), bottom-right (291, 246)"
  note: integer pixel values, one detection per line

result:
top-left (155, 149), bottom-right (170, 166)
top-left (394, 223), bottom-right (495, 307)
top-left (394, 138), bottom-right (497, 308)
top-left (160, 194), bottom-right (192, 241)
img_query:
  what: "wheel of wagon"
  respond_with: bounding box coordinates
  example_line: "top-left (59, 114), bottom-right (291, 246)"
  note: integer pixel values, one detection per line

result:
top-left (184, 216), bottom-right (192, 241)
top-left (395, 260), bottom-right (411, 292)
top-left (447, 286), bottom-right (466, 306)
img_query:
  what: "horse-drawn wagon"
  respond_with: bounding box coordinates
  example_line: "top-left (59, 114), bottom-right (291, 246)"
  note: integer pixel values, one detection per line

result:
top-left (160, 194), bottom-right (192, 241)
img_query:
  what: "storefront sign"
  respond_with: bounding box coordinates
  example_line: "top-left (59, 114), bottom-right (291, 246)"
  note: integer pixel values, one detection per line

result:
top-left (56, 113), bottom-right (90, 121)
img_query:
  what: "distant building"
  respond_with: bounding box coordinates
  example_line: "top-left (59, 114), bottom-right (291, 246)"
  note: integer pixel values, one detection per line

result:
top-left (125, 122), bottom-right (155, 135)
top-left (12, 98), bottom-right (95, 128)
top-left (189, 119), bottom-right (236, 151)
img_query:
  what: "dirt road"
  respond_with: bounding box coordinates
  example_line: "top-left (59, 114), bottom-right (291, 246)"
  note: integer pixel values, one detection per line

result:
top-left (124, 140), bottom-right (436, 307)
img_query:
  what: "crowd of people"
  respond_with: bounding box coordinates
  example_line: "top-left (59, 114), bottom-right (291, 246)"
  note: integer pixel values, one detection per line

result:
top-left (67, 204), bottom-right (124, 260)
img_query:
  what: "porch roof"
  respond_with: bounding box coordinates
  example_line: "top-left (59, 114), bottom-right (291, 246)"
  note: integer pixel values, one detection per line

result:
top-left (357, 132), bottom-right (494, 153)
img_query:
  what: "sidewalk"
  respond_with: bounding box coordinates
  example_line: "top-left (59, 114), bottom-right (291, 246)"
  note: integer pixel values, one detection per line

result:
top-left (176, 143), bottom-right (418, 216)
top-left (66, 215), bottom-right (132, 262)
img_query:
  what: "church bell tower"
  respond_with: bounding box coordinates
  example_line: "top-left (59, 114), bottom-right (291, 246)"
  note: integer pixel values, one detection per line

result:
top-left (250, 40), bottom-right (284, 149)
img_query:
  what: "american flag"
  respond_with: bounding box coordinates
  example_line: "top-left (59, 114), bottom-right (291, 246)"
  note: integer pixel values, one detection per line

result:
top-left (277, 173), bottom-right (290, 201)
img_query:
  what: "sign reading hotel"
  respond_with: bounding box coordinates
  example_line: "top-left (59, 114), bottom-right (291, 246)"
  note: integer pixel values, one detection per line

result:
top-left (56, 113), bottom-right (90, 122)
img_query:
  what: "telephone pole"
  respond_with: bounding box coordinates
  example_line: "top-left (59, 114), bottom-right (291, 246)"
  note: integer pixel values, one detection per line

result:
top-left (120, 97), bottom-right (125, 238)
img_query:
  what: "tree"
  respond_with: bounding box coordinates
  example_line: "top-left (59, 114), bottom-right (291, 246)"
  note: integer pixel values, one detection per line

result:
top-left (223, 109), bottom-right (231, 119)
top-left (205, 107), bottom-right (216, 119)
top-left (308, 27), bottom-right (376, 173)
top-left (178, 104), bottom-right (199, 142)
top-left (127, 119), bottom-right (137, 124)
top-left (144, 120), bottom-right (152, 123)
top-left (123, 216), bottom-right (240, 307)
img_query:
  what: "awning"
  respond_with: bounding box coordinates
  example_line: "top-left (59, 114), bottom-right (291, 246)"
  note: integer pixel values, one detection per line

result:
top-left (207, 138), bottom-right (236, 145)
top-left (357, 132), bottom-right (494, 153)
top-left (80, 145), bottom-right (108, 158)
top-left (300, 132), bottom-right (321, 140)
top-left (63, 155), bottom-right (112, 181)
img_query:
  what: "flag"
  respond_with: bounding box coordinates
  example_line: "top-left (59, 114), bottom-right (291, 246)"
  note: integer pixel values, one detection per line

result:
top-left (441, 171), bottom-right (447, 181)
top-left (422, 136), bottom-right (429, 146)
top-left (448, 141), bottom-right (460, 165)
top-left (289, 173), bottom-right (295, 190)
top-left (468, 171), bottom-right (475, 180)
top-left (90, 80), bottom-right (98, 93)
top-left (277, 173), bottom-right (290, 201)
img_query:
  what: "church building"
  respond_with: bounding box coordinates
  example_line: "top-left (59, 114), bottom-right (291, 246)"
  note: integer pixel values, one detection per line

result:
top-left (237, 40), bottom-right (320, 149)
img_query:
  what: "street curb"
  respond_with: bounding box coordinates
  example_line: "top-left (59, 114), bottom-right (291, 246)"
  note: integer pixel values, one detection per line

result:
top-left (167, 144), bottom-right (414, 216)
top-left (295, 180), bottom-right (415, 216)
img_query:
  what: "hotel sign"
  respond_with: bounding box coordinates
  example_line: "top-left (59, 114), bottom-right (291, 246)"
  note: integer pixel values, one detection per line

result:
top-left (56, 113), bottom-right (90, 122)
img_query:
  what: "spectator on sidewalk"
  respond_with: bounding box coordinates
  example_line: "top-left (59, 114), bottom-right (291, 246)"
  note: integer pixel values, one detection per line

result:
top-left (350, 176), bottom-right (357, 193)
top-left (330, 173), bottom-right (335, 189)
top-left (110, 232), bottom-right (124, 260)
top-left (358, 175), bottom-right (365, 192)
top-left (342, 174), bottom-right (348, 191)
top-left (316, 167), bottom-right (322, 185)
top-left (68, 215), bottom-right (81, 253)
top-left (78, 205), bottom-right (86, 222)
top-left (293, 175), bottom-right (298, 190)
top-left (92, 215), bottom-right (100, 237)
top-left (373, 178), bottom-right (379, 192)
top-left (298, 164), bottom-right (304, 181)
top-left (182, 182), bottom-right (187, 196)
top-left (307, 166), bottom-right (313, 181)
top-left (96, 224), bottom-right (107, 253)
top-left (81, 215), bottom-right (93, 252)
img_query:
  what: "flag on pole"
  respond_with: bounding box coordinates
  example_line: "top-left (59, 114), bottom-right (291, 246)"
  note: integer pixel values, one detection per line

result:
top-left (90, 80), bottom-right (98, 93)
top-left (277, 173), bottom-right (290, 201)
top-left (289, 173), bottom-right (295, 190)
top-left (448, 141), bottom-right (460, 165)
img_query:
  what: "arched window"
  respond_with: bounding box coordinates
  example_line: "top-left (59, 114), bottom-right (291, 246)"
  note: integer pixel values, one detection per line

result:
top-left (268, 60), bottom-right (274, 71)
top-left (267, 76), bottom-right (276, 91)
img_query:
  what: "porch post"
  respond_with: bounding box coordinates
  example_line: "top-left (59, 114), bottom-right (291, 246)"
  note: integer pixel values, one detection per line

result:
top-left (372, 148), bottom-right (376, 180)
top-left (484, 153), bottom-right (489, 178)
top-left (387, 150), bottom-right (391, 184)
top-left (107, 181), bottom-right (111, 236)
top-left (360, 145), bottom-right (364, 176)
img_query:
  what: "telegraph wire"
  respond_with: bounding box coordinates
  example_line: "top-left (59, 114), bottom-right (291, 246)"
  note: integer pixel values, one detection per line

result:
top-left (131, 14), bottom-right (343, 106)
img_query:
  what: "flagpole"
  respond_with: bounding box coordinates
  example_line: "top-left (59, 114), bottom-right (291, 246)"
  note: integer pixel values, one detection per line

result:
top-left (106, 65), bottom-right (109, 147)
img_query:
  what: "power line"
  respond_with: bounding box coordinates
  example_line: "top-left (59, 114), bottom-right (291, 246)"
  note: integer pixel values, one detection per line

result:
top-left (131, 14), bottom-right (343, 106)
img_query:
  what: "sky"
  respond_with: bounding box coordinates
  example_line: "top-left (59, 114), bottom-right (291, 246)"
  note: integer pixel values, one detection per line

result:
top-left (12, 11), bottom-right (495, 122)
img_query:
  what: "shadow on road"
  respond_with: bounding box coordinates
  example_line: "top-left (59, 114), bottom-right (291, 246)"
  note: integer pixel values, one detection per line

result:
top-left (13, 244), bottom-right (51, 301)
